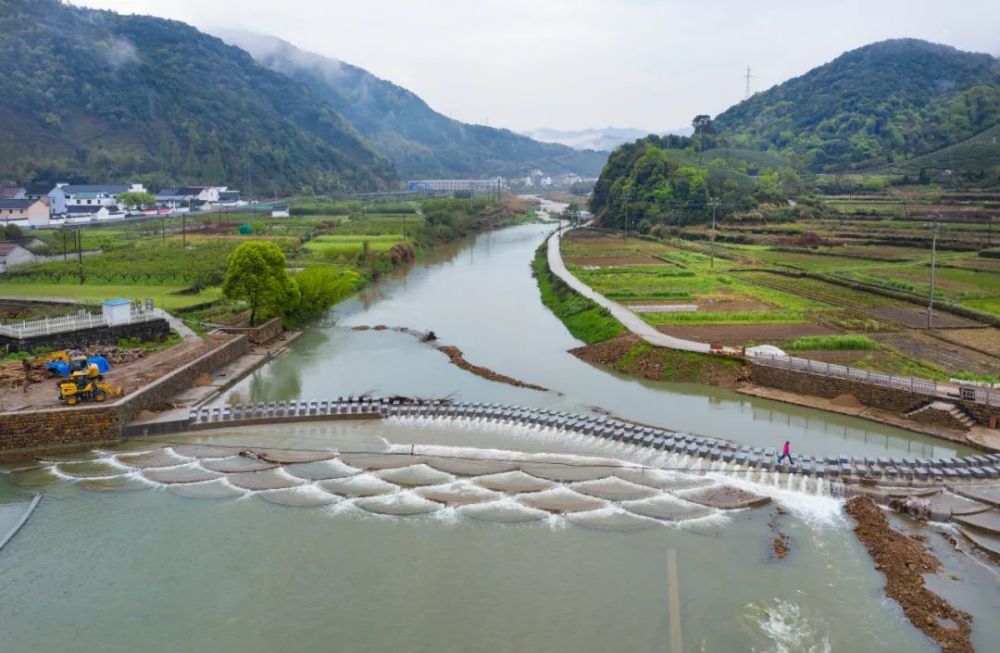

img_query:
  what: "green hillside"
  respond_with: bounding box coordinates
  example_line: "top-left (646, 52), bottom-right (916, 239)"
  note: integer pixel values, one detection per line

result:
top-left (886, 122), bottom-right (1000, 175)
top-left (589, 135), bottom-right (793, 227)
top-left (0, 0), bottom-right (395, 192)
top-left (715, 39), bottom-right (1000, 172)
top-left (219, 32), bottom-right (608, 179)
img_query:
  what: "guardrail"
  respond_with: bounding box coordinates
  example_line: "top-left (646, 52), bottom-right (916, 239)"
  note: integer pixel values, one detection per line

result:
top-left (751, 352), bottom-right (999, 407)
top-left (0, 309), bottom-right (164, 340)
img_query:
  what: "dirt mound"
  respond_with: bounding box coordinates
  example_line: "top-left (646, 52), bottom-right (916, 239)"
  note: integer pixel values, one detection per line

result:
top-left (436, 345), bottom-right (547, 391)
top-left (830, 393), bottom-right (863, 408)
top-left (352, 324), bottom-right (548, 391)
top-left (569, 334), bottom-right (641, 367)
top-left (193, 373), bottom-right (214, 387)
top-left (846, 496), bottom-right (973, 653)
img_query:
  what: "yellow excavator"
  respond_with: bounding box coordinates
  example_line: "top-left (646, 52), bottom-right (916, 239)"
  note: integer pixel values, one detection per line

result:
top-left (57, 363), bottom-right (123, 405)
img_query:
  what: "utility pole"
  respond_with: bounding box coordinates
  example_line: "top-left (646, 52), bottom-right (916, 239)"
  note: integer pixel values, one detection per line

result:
top-left (182, 212), bottom-right (186, 246)
top-left (744, 66), bottom-right (752, 99)
top-left (926, 216), bottom-right (942, 329)
top-left (76, 229), bottom-right (84, 285)
top-left (708, 197), bottom-right (722, 269)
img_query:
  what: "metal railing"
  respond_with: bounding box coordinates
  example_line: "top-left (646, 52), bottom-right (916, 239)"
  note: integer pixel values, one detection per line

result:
top-left (751, 352), bottom-right (999, 407)
top-left (0, 308), bottom-right (163, 340)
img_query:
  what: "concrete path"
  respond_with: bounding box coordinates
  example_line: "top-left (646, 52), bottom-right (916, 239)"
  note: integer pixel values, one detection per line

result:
top-left (546, 228), bottom-right (710, 353)
top-left (159, 309), bottom-right (197, 340)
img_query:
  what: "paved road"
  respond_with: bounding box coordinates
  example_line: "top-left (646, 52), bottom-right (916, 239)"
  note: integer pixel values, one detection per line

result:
top-left (546, 228), bottom-right (710, 353)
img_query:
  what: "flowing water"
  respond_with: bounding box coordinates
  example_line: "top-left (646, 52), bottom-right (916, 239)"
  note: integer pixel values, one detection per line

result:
top-left (1, 222), bottom-right (994, 651)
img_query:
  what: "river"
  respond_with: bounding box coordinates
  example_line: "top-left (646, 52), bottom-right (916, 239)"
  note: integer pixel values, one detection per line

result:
top-left (1, 221), bottom-right (995, 652)
top-left (224, 222), bottom-right (970, 460)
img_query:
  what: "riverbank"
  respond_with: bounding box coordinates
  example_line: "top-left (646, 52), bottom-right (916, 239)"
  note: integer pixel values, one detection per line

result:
top-left (539, 229), bottom-right (1000, 451)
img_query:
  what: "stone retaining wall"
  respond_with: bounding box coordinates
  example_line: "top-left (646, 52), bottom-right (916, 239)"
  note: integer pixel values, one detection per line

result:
top-left (218, 317), bottom-right (283, 345)
top-left (749, 363), bottom-right (1000, 428)
top-left (0, 318), bottom-right (171, 353)
top-left (0, 334), bottom-right (250, 462)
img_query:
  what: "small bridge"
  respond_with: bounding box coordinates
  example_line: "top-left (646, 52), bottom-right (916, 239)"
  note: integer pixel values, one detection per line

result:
top-left (129, 397), bottom-right (1000, 485)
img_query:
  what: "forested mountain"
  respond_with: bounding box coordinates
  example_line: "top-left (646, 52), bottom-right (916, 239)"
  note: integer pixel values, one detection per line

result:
top-left (715, 39), bottom-right (1000, 171)
top-left (0, 0), bottom-right (395, 192)
top-left (218, 32), bottom-right (608, 179)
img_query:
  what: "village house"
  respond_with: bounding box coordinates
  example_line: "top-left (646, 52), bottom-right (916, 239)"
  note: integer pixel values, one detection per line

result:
top-left (0, 242), bottom-right (37, 274)
top-left (47, 183), bottom-right (146, 215)
top-left (0, 187), bottom-right (26, 200)
top-left (155, 186), bottom-right (240, 211)
top-left (64, 205), bottom-right (126, 223)
top-left (0, 199), bottom-right (51, 226)
top-left (23, 183), bottom-right (55, 202)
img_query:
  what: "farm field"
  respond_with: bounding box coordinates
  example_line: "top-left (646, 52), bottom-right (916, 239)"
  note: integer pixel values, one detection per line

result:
top-left (0, 283), bottom-right (222, 310)
top-left (304, 234), bottom-right (408, 258)
top-left (0, 208), bottom-right (424, 325)
top-left (561, 224), bottom-right (1000, 380)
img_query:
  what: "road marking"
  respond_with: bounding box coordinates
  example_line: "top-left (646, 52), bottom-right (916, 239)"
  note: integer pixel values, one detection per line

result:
top-left (667, 547), bottom-right (683, 653)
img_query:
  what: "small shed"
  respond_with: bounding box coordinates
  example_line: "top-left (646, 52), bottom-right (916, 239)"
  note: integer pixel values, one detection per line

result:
top-left (102, 298), bottom-right (132, 325)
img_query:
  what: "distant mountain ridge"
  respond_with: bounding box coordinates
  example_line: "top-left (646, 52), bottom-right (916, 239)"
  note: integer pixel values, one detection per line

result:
top-left (522, 127), bottom-right (693, 152)
top-left (0, 0), bottom-right (394, 192)
top-left (715, 39), bottom-right (1000, 171)
top-left (217, 31), bottom-right (608, 179)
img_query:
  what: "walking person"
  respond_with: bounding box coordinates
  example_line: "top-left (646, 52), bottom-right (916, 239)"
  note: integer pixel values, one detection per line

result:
top-left (777, 440), bottom-right (794, 465)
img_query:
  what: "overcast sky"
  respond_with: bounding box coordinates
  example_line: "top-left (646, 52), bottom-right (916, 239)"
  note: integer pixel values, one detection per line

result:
top-left (76, 1), bottom-right (999, 133)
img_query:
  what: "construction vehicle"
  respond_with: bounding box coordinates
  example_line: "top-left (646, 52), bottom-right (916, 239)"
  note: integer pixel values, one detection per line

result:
top-left (34, 350), bottom-right (110, 378)
top-left (57, 363), bottom-right (123, 405)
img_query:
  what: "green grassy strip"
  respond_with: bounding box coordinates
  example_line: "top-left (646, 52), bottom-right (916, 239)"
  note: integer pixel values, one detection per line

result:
top-left (533, 245), bottom-right (624, 344)
top-left (639, 310), bottom-right (804, 325)
top-left (785, 335), bottom-right (879, 351)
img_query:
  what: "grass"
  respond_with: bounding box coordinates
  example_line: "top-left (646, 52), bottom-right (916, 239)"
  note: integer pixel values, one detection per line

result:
top-left (304, 234), bottom-right (407, 258)
top-left (0, 283), bottom-right (222, 310)
top-left (533, 246), bottom-right (624, 344)
top-left (612, 340), bottom-right (743, 384)
top-left (639, 310), bottom-right (805, 325)
top-left (785, 335), bottom-right (879, 351)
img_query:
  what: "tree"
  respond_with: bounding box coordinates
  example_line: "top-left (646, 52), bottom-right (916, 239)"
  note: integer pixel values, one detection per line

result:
top-left (692, 115), bottom-right (717, 153)
top-left (692, 115), bottom-right (715, 135)
top-left (4, 223), bottom-right (23, 240)
top-left (222, 241), bottom-right (300, 325)
top-left (115, 191), bottom-right (156, 209)
top-left (286, 266), bottom-right (359, 325)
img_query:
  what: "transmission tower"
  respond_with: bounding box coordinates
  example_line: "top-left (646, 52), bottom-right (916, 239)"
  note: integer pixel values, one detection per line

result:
top-left (744, 66), bottom-right (752, 99)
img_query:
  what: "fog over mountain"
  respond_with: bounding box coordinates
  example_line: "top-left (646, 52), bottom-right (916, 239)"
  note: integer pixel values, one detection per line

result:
top-left (522, 127), bottom-right (694, 152)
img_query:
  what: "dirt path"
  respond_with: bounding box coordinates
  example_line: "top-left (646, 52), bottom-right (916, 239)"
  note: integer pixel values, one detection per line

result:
top-left (846, 496), bottom-right (974, 653)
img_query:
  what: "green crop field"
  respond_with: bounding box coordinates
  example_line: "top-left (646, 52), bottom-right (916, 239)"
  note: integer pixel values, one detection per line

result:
top-left (0, 283), bottom-right (222, 310)
top-left (304, 234), bottom-right (408, 258)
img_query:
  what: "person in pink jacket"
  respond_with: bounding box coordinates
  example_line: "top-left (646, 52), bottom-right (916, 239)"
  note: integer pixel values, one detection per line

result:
top-left (777, 440), bottom-right (793, 465)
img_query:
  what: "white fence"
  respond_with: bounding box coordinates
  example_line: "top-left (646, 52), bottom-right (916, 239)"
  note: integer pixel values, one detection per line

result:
top-left (0, 308), bottom-right (163, 340)
top-left (751, 352), bottom-right (999, 407)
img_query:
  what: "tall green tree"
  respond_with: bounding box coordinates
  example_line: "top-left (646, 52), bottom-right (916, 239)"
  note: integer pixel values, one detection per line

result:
top-left (115, 191), bottom-right (156, 209)
top-left (223, 241), bottom-right (300, 325)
